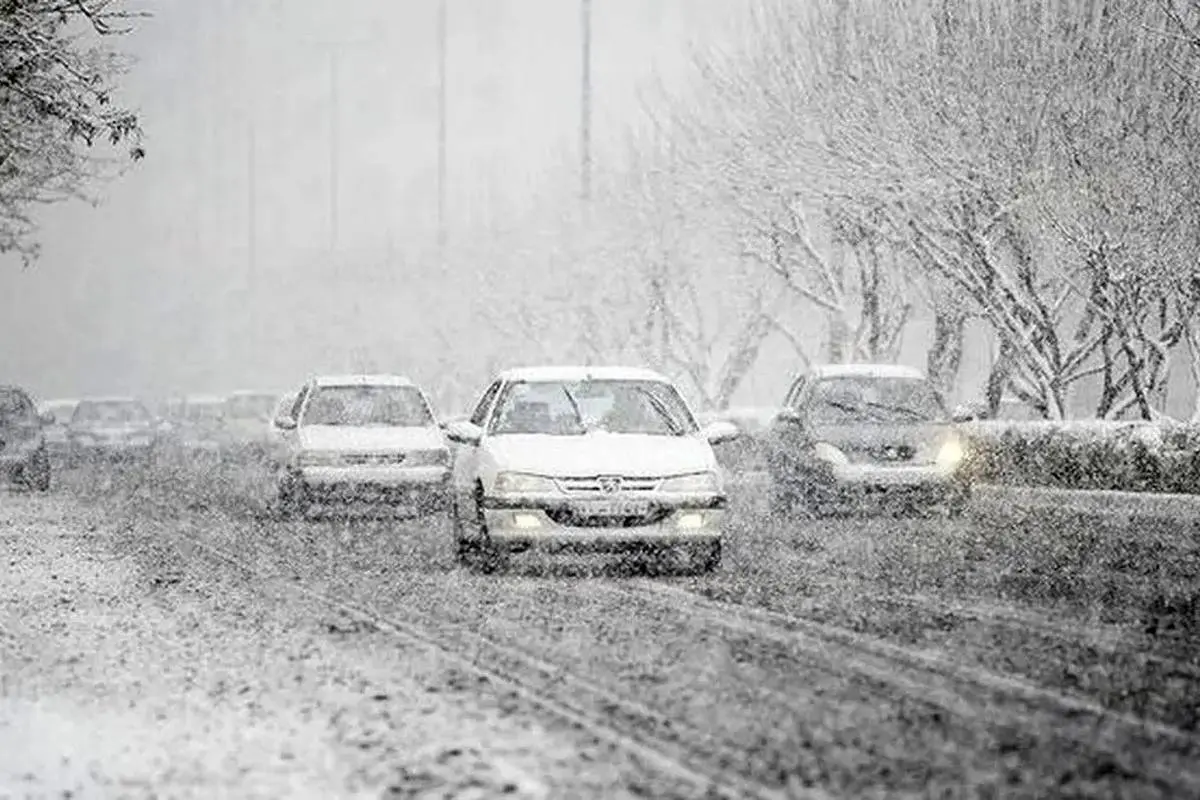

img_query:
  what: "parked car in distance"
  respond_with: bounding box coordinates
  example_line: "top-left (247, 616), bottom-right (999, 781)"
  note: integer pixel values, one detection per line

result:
top-left (174, 394), bottom-right (228, 454)
top-left (222, 390), bottom-right (279, 459)
top-left (273, 375), bottom-right (450, 518)
top-left (1, 386), bottom-right (52, 491)
top-left (442, 366), bottom-right (739, 573)
top-left (67, 396), bottom-right (157, 463)
top-left (764, 364), bottom-right (970, 517)
top-left (37, 398), bottom-right (79, 463)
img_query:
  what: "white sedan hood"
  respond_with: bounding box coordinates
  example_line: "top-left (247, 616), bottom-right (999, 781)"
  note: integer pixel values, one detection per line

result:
top-left (484, 432), bottom-right (716, 478)
top-left (300, 425), bottom-right (445, 453)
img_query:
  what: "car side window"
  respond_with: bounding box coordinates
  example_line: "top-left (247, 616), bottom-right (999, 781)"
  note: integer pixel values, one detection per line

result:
top-left (469, 381), bottom-right (502, 428)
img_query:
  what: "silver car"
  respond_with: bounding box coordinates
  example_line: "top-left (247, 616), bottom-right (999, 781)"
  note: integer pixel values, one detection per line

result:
top-left (67, 397), bottom-right (158, 463)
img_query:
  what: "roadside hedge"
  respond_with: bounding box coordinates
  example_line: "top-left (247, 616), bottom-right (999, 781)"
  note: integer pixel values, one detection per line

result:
top-left (958, 421), bottom-right (1200, 495)
top-left (708, 409), bottom-right (1200, 496)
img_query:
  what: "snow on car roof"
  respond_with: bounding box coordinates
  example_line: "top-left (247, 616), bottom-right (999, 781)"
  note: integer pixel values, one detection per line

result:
top-left (39, 398), bottom-right (80, 409)
top-left (227, 389), bottom-right (279, 398)
top-left (184, 394), bottom-right (226, 405)
top-left (807, 363), bottom-right (926, 380)
top-left (77, 395), bottom-right (143, 405)
top-left (311, 374), bottom-right (416, 388)
top-left (498, 365), bottom-right (671, 384)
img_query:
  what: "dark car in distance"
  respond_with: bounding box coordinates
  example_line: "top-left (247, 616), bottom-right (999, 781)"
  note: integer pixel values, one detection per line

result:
top-left (0, 386), bottom-right (52, 491)
top-left (764, 364), bottom-right (971, 517)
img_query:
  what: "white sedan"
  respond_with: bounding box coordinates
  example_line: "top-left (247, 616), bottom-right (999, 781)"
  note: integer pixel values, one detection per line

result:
top-left (273, 374), bottom-right (451, 517)
top-left (443, 366), bottom-right (739, 573)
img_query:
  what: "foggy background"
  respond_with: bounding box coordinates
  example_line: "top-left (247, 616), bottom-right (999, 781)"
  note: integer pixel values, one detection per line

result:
top-left (0, 0), bottom-right (744, 406)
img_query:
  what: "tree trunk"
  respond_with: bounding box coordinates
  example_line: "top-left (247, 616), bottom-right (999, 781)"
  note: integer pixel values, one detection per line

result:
top-left (925, 306), bottom-right (965, 399)
top-left (985, 336), bottom-right (1014, 417)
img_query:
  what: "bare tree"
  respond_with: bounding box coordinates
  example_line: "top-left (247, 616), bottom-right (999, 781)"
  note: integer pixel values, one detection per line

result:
top-left (0, 0), bottom-right (145, 264)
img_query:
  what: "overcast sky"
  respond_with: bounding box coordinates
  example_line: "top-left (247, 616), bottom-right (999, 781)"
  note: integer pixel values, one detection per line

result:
top-left (0, 0), bottom-right (741, 403)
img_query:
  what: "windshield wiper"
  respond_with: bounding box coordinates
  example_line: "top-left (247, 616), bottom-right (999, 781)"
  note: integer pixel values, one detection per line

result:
top-left (634, 386), bottom-right (684, 436)
top-left (862, 400), bottom-right (929, 420)
top-left (560, 386), bottom-right (589, 435)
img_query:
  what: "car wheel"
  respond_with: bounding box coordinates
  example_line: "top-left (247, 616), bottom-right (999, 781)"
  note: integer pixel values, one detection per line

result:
top-left (451, 498), bottom-right (476, 566)
top-left (467, 485), bottom-right (508, 574)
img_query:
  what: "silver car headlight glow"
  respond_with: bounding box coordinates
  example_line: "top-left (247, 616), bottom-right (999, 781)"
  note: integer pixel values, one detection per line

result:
top-left (659, 471), bottom-right (720, 494)
top-left (813, 442), bottom-right (850, 466)
top-left (493, 472), bottom-right (559, 495)
top-left (936, 439), bottom-right (965, 470)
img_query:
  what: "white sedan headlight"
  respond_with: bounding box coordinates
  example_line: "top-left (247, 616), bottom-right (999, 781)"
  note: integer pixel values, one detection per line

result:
top-left (813, 442), bottom-right (850, 466)
top-left (659, 471), bottom-right (720, 493)
top-left (936, 439), bottom-right (965, 469)
top-left (493, 472), bottom-right (559, 495)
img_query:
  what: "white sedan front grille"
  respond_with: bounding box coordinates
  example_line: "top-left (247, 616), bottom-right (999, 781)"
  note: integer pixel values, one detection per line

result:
top-left (339, 453), bottom-right (407, 466)
top-left (556, 475), bottom-right (663, 494)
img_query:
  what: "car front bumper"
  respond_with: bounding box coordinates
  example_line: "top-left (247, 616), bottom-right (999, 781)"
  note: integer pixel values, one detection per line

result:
top-left (296, 465), bottom-right (451, 506)
top-left (480, 493), bottom-right (725, 552)
top-left (819, 463), bottom-right (968, 506)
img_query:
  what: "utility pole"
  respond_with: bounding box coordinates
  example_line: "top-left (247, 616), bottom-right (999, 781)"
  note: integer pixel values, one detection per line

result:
top-left (580, 0), bottom-right (592, 203)
top-left (247, 120), bottom-right (257, 286)
top-left (437, 0), bottom-right (448, 255)
top-left (328, 49), bottom-right (340, 261)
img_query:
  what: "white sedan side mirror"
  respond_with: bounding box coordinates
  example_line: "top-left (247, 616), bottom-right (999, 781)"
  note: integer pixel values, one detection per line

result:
top-left (444, 419), bottom-right (483, 446)
top-left (274, 415), bottom-right (298, 431)
top-left (700, 420), bottom-right (739, 446)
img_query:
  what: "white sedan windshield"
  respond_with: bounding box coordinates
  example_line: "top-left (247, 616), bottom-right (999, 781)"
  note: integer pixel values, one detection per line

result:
top-left (489, 380), bottom-right (697, 436)
top-left (303, 385), bottom-right (433, 427)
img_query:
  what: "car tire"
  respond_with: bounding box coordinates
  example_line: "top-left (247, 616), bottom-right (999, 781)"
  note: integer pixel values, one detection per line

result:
top-left (464, 485), bottom-right (508, 574)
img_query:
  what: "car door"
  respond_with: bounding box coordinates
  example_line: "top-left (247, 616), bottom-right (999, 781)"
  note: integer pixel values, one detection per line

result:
top-left (451, 380), bottom-right (501, 513)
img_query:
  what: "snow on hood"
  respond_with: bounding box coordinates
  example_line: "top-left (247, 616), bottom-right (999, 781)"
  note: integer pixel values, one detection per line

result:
top-left (485, 432), bottom-right (717, 478)
top-left (809, 421), bottom-right (955, 451)
top-left (299, 424), bottom-right (446, 453)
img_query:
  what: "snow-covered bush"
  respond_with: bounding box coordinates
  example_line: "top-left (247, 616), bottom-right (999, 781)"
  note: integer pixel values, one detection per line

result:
top-left (959, 421), bottom-right (1200, 494)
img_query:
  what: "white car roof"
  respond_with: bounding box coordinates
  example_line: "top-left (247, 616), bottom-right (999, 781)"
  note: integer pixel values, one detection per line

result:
top-left (185, 394), bottom-right (226, 404)
top-left (227, 390), bottom-right (278, 399)
top-left (311, 374), bottom-right (415, 388)
top-left (39, 399), bottom-right (80, 409)
top-left (498, 366), bottom-right (671, 384)
top-left (807, 363), bottom-right (927, 381)
top-left (78, 395), bottom-right (143, 405)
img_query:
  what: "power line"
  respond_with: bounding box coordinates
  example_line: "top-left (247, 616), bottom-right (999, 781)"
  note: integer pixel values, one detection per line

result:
top-left (437, 0), bottom-right (448, 255)
top-left (581, 0), bottom-right (592, 203)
